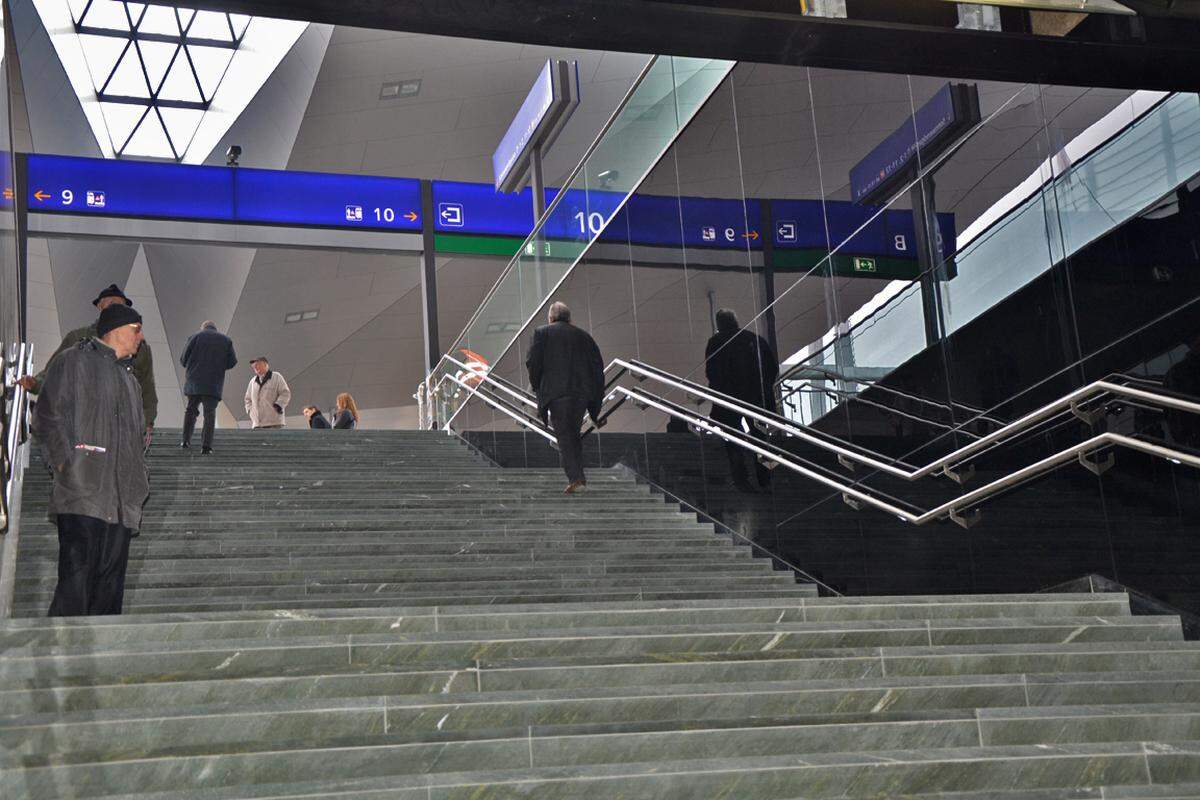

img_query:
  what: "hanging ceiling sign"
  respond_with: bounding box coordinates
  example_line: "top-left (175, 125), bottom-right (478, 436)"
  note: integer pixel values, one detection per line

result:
top-left (492, 59), bottom-right (580, 194)
top-left (849, 82), bottom-right (981, 206)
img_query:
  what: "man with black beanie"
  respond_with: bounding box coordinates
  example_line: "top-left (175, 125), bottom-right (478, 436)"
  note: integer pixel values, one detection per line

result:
top-left (33, 303), bottom-right (151, 616)
top-left (19, 283), bottom-right (158, 443)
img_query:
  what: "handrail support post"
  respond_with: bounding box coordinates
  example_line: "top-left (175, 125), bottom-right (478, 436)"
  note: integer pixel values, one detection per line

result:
top-left (942, 463), bottom-right (975, 485)
top-left (1079, 450), bottom-right (1115, 476)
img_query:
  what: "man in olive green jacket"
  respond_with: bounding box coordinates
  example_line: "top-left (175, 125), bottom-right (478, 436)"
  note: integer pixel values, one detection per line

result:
top-left (19, 284), bottom-right (157, 435)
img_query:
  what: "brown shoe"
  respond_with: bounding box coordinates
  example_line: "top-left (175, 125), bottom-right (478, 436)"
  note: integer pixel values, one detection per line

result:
top-left (563, 480), bottom-right (587, 494)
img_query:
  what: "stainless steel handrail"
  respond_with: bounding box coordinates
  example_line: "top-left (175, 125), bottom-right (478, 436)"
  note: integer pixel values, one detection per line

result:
top-left (442, 351), bottom-right (1200, 527)
top-left (618, 384), bottom-right (1200, 528)
top-left (781, 381), bottom-right (985, 440)
top-left (444, 355), bottom-right (539, 410)
top-left (781, 363), bottom-right (1005, 427)
top-left (2, 343), bottom-right (34, 535)
top-left (445, 373), bottom-right (557, 444)
top-left (616, 357), bottom-right (1200, 482)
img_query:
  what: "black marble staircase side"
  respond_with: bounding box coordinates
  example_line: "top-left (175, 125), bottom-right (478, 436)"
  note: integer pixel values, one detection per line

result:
top-left (466, 430), bottom-right (1200, 613)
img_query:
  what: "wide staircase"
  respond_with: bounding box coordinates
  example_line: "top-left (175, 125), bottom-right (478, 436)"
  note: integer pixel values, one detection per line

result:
top-left (3, 430), bottom-right (1200, 797)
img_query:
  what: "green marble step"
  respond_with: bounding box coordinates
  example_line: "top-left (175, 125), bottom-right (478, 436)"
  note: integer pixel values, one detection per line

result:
top-left (0, 741), bottom-right (1180, 799)
top-left (14, 562), bottom-right (781, 591)
top-left (20, 496), bottom-right (669, 512)
top-left (11, 586), bottom-right (820, 617)
top-left (18, 523), bottom-right (719, 540)
top-left (12, 573), bottom-right (804, 607)
top-left (11, 702), bottom-right (1200, 789)
top-left (14, 534), bottom-right (734, 554)
top-left (0, 626), bottom-right (1187, 688)
top-left (25, 555), bottom-right (778, 579)
top-left (10, 590), bottom-right (822, 616)
top-left (17, 547), bottom-right (757, 573)
top-left (0, 594), bottom-right (1138, 647)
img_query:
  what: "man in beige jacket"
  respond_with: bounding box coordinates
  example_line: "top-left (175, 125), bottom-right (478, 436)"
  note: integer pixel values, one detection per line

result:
top-left (244, 357), bottom-right (291, 429)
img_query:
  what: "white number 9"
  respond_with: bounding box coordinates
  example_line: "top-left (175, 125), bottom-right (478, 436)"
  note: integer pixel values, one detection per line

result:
top-left (61, 190), bottom-right (73, 205)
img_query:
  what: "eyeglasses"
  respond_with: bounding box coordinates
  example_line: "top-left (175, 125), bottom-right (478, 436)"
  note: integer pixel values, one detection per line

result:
top-left (129, 324), bottom-right (143, 333)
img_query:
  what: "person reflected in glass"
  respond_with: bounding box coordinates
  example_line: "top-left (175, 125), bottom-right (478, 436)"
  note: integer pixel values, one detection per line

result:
top-left (1165, 332), bottom-right (1200, 450)
top-left (705, 309), bottom-right (779, 493)
top-left (526, 301), bottom-right (605, 494)
top-left (303, 406), bottom-right (331, 429)
top-left (333, 393), bottom-right (359, 430)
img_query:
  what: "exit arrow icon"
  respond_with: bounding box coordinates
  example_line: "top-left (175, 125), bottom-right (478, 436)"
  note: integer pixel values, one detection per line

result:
top-left (404, 211), bottom-right (418, 222)
top-left (33, 189), bottom-right (52, 202)
top-left (2, 188), bottom-right (12, 200)
top-left (742, 231), bottom-right (760, 241)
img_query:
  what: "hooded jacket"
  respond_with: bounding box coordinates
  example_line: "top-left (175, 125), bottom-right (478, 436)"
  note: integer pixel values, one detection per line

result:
top-left (32, 338), bottom-right (151, 531)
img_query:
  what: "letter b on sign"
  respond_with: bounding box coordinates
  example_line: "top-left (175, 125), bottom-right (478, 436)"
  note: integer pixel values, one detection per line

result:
top-left (894, 235), bottom-right (908, 252)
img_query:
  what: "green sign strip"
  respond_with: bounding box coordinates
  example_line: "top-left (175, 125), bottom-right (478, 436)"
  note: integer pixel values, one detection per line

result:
top-left (772, 248), bottom-right (924, 280)
top-left (433, 234), bottom-right (586, 262)
top-left (434, 234), bottom-right (931, 281)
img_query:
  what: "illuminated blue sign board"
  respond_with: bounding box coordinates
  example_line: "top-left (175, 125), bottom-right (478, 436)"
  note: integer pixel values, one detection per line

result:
top-left (235, 169), bottom-right (421, 231)
top-left (492, 60), bottom-right (557, 192)
top-left (613, 195), bottom-right (764, 249)
top-left (28, 154), bottom-right (234, 220)
top-left (773, 200), bottom-right (956, 261)
top-left (26, 154), bottom-right (422, 232)
top-left (849, 83), bottom-right (980, 205)
top-left (433, 180), bottom-right (761, 250)
top-left (23, 154), bottom-right (954, 264)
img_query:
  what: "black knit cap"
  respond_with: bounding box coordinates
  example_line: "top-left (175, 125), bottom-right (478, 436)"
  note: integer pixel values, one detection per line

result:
top-left (92, 284), bottom-right (133, 307)
top-left (96, 304), bottom-right (143, 338)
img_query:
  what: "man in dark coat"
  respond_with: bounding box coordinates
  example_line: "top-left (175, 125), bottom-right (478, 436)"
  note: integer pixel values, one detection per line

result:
top-left (526, 301), bottom-right (605, 493)
top-left (19, 284), bottom-right (157, 440)
top-left (704, 308), bottom-right (779, 492)
top-left (179, 321), bottom-right (237, 454)
top-left (33, 303), bottom-right (151, 616)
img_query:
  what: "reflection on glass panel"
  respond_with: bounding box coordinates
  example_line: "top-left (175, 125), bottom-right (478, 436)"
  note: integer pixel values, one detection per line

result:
top-left (438, 55), bottom-right (736, 423)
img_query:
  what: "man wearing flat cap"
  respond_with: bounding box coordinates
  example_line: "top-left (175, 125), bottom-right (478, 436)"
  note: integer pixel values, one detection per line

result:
top-left (33, 303), bottom-right (151, 616)
top-left (19, 284), bottom-right (158, 442)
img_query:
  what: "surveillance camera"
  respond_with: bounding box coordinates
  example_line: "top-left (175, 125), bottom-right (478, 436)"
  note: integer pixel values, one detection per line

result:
top-left (226, 145), bottom-right (242, 166)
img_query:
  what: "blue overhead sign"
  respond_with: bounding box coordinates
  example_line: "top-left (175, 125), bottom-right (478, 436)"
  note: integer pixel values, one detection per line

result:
top-left (28, 154), bottom-right (233, 220)
top-left (849, 83), bottom-right (980, 205)
top-left (235, 169), bottom-right (421, 231)
top-left (24, 154), bottom-right (955, 265)
top-left (433, 181), bottom-right (557, 237)
top-left (26, 155), bottom-right (422, 232)
top-left (613, 194), bottom-right (763, 249)
top-left (434, 180), bottom-right (760, 249)
top-left (772, 199), bottom-right (956, 260)
top-left (493, 60), bottom-right (557, 193)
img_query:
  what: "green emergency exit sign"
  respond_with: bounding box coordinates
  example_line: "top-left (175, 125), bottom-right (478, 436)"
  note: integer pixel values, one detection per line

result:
top-left (852, 257), bottom-right (877, 273)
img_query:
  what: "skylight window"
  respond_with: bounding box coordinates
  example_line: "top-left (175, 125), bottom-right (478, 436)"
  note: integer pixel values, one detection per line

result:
top-left (33, 1), bottom-right (306, 162)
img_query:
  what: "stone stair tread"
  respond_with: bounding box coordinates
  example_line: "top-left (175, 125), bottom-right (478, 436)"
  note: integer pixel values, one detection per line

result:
top-left (0, 740), bottom-right (1173, 800)
top-left (1, 616), bottom-right (1173, 662)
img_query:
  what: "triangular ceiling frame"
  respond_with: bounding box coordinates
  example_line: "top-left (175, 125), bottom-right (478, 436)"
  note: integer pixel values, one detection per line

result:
top-left (32, 0), bottom-right (306, 162)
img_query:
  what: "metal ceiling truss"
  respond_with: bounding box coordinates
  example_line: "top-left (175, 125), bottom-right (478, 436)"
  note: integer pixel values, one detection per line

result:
top-left (71, 1), bottom-right (250, 159)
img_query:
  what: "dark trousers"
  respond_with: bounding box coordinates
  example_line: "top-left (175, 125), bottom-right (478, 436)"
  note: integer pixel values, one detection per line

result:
top-left (48, 514), bottom-right (133, 617)
top-left (715, 409), bottom-right (771, 489)
top-left (547, 395), bottom-right (587, 484)
top-left (183, 394), bottom-right (219, 449)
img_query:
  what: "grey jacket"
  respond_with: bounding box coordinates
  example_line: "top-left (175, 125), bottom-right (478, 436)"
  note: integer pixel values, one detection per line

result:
top-left (32, 338), bottom-right (151, 531)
